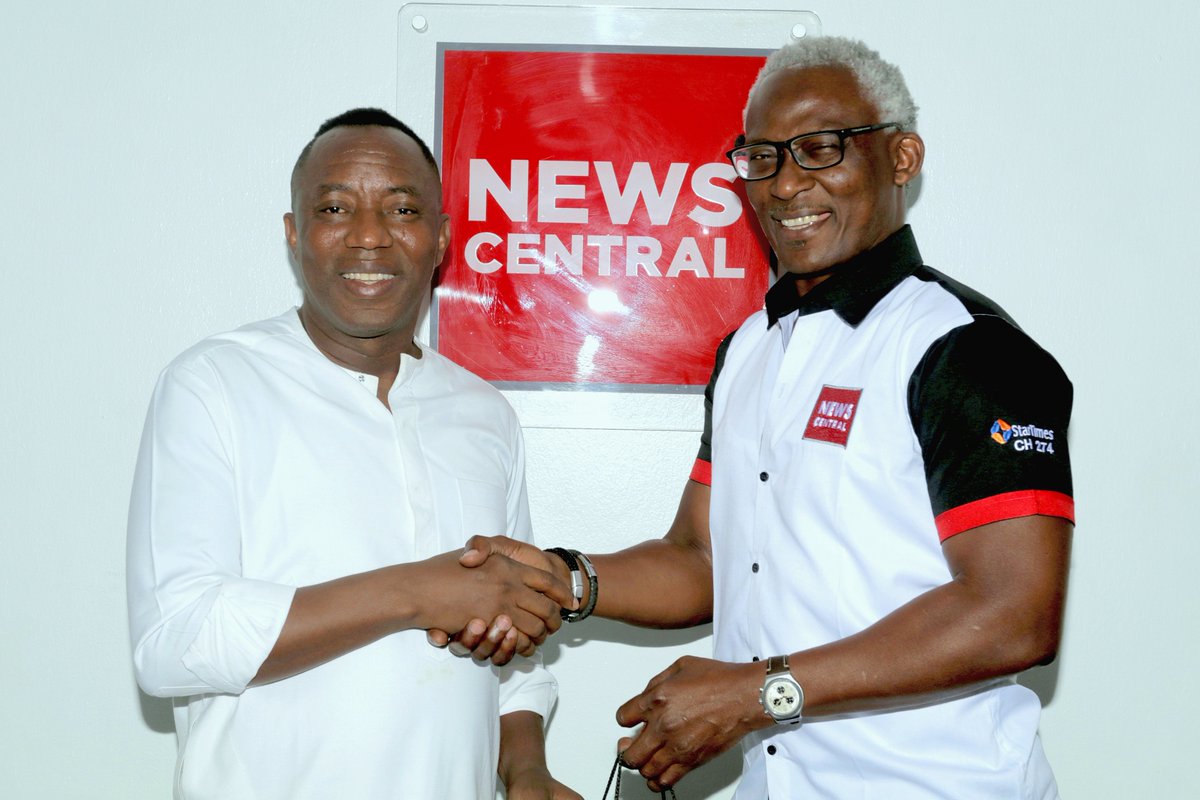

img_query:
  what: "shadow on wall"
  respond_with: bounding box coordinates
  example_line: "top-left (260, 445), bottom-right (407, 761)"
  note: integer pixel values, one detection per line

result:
top-left (138, 685), bottom-right (174, 734)
top-left (1017, 655), bottom-right (1062, 707)
top-left (601, 748), bottom-right (742, 799)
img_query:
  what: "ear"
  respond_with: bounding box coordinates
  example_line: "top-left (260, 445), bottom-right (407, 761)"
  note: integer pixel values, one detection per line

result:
top-left (435, 212), bottom-right (451, 266)
top-left (891, 131), bottom-right (925, 187)
top-left (283, 212), bottom-right (298, 256)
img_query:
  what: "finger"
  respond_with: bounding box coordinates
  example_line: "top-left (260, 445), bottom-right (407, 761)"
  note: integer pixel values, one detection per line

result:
top-left (616, 737), bottom-right (634, 762)
top-left (471, 616), bottom-right (513, 662)
top-left (488, 628), bottom-right (520, 666)
top-left (656, 763), bottom-right (690, 790)
top-left (618, 725), bottom-right (659, 772)
top-left (426, 629), bottom-right (450, 648)
top-left (449, 618), bottom-right (488, 657)
top-left (513, 631), bottom-right (536, 658)
top-left (458, 535), bottom-right (495, 567)
top-left (639, 745), bottom-right (682, 787)
top-left (514, 582), bottom-right (564, 630)
top-left (517, 561), bottom-right (576, 610)
top-left (615, 691), bottom-right (650, 728)
top-left (509, 608), bottom-right (549, 645)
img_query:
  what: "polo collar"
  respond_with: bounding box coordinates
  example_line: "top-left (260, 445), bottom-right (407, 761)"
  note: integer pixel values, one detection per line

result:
top-left (765, 225), bottom-right (923, 328)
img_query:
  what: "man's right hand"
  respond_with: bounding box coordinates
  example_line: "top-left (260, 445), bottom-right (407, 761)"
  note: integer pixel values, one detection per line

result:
top-left (427, 536), bottom-right (573, 664)
top-left (411, 547), bottom-right (571, 647)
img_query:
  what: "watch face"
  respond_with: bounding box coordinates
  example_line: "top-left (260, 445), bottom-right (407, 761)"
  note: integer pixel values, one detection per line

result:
top-left (765, 678), bottom-right (801, 717)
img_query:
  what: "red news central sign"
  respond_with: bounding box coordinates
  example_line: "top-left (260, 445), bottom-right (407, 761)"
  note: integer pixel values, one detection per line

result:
top-left (435, 48), bottom-right (769, 388)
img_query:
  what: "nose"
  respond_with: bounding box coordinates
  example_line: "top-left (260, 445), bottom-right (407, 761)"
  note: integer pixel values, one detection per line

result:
top-left (768, 152), bottom-right (816, 201)
top-left (345, 208), bottom-right (393, 249)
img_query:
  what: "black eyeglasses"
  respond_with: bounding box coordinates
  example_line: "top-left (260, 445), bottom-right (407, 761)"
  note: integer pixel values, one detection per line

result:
top-left (726, 122), bottom-right (902, 181)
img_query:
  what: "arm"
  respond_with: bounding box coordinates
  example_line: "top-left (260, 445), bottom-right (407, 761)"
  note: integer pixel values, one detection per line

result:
top-left (498, 711), bottom-right (583, 800)
top-left (128, 360), bottom-right (571, 696)
top-left (252, 551), bottom-right (570, 686)
top-left (616, 513), bottom-right (1072, 789)
top-left (431, 334), bottom-right (732, 661)
top-left (577, 477), bottom-right (714, 628)
top-left (433, 477), bottom-right (715, 663)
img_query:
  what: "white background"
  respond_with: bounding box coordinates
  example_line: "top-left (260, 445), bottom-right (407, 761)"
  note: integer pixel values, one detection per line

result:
top-left (2, 1), bottom-right (1197, 798)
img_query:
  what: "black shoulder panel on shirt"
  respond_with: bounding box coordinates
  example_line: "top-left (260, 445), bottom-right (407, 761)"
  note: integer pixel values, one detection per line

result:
top-left (697, 331), bottom-right (736, 464)
top-left (907, 312), bottom-right (1074, 518)
top-left (912, 265), bottom-right (1019, 328)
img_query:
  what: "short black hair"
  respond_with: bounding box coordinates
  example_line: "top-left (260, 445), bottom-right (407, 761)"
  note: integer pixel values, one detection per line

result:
top-left (291, 107), bottom-right (439, 185)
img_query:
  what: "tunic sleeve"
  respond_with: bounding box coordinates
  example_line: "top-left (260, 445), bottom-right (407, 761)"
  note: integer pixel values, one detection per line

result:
top-left (127, 359), bottom-right (294, 697)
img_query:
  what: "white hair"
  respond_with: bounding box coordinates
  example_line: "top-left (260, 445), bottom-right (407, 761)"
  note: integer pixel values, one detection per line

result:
top-left (746, 36), bottom-right (919, 131)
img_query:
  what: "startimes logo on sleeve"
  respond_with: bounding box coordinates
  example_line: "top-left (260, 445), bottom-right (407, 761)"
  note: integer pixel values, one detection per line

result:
top-left (990, 418), bottom-right (1056, 453)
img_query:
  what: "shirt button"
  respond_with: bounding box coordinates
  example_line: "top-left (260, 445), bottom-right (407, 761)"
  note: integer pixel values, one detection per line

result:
top-left (767, 745), bottom-right (777, 755)
top-left (751, 562), bottom-right (760, 573)
top-left (759, 471), bottom-right (769, 482)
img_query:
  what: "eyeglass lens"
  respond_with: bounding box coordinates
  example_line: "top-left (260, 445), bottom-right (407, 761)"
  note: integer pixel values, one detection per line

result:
top-left (732, 132), bottom-right (845, 180)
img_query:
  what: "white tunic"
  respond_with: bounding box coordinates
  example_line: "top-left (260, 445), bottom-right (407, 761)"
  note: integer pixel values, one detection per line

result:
top-left (127, 309), bottom-right (555, 799)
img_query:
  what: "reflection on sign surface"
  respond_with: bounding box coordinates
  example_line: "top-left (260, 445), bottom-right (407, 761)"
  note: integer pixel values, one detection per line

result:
top-left (436, 49), bottom-right (770, 389)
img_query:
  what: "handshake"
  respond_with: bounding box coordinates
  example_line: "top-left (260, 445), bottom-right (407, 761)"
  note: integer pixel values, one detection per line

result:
top-left (425, 535), bottom-right (583, 666)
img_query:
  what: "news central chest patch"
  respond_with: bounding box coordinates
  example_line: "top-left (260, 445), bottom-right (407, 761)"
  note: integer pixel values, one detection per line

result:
top-left (990, 418), bottom-right (1057, 454)
top-left (803, 385), bottom-right (863, 447)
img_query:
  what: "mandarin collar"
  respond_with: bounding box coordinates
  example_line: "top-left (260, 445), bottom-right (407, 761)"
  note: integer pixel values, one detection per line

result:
top-left (765, 225), bottom-right (923, 328)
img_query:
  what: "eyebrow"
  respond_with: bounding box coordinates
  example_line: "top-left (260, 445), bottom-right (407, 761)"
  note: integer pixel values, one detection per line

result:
top-left (315, 183), bottom-right (425, 197)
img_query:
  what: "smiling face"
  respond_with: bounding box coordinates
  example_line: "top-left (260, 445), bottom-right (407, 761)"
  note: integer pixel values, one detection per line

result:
top-left (743, 65), bottom-right (922, 284)
top-left (284, 125), bottom-right (449, 361)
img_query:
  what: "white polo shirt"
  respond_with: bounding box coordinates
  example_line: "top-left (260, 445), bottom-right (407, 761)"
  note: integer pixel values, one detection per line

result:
top-left (692, 227), bottom-right (1073, 799)
top-left (127, 309), bottom-right (555, 800)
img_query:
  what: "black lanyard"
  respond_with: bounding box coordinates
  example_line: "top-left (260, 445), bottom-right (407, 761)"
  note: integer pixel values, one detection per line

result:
top-left (601, 752), bottom-right (678, 800)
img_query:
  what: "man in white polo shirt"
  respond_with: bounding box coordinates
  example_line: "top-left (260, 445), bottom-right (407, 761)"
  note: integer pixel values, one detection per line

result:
top-left (450, 37), bottom-right (1074, 799)
top-left (126, 109), bottom-right (581, 799)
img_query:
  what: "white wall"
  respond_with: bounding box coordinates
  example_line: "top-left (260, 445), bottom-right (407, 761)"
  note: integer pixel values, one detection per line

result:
top-left (2, 1), bottom-right (1197, 797)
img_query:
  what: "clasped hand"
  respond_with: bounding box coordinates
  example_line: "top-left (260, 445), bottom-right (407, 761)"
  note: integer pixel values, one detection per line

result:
top-left (426, 536), bottom-right (567, 665)
top-left (416, 546), bottom-right (570, 658)
top-left (428, 537), bottom-right (764, 791)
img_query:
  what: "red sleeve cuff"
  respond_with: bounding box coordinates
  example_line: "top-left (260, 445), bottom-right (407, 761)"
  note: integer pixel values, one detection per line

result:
top-left (935, 490), bottom-right (1074, 541)
top-left (689, 458), bottom-right (712, 486)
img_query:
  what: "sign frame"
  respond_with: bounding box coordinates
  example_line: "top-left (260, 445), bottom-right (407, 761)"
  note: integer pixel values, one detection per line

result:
top-left (398, 4), bottom-right (821, 424)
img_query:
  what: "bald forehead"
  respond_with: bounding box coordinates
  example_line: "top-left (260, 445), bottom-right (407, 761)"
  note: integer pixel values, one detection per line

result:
top-left (290, 126), bottom-right (440, 204)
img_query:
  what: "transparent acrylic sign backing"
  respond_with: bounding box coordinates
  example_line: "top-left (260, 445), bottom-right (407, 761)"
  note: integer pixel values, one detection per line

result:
top-left (398, 4), bottom-right (820, 394)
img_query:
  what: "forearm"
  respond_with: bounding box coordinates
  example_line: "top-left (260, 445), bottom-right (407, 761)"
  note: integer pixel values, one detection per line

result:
top-left (251, 564), bottom-right (410, 686)
top-left (565, 478), bottom-right (713, 628)
top-left (792, 586), bottom-right (1048, 717)
top-left (255, 549), bottom-right (568, 686)
top-left (497, 710), bottom-right (550, 789)
top-left (793, 517), bottom-right (1070, 717)
top-left (587, 539), bottom-right (713, 628)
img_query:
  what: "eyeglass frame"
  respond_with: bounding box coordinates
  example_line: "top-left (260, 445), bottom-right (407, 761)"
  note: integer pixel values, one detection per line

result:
top-left (726, 122), bottom-right (903, 180)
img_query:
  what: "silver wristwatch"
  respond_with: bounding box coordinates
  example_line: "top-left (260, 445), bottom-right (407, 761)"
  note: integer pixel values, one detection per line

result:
top-left (759, 655), bottom-right (804, 724)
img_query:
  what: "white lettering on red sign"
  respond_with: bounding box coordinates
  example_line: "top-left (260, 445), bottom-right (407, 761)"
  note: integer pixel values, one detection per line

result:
top-left (464, 159), bottom-right (745, 278)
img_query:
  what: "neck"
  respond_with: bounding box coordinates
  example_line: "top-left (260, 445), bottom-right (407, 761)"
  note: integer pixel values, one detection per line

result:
top-left (298, 307), bottom-right (420, 404)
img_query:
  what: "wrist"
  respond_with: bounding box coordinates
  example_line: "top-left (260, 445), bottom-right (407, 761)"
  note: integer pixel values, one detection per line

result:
top-left (501, 761), bottom-right (552, 790)
top-left (545, 547), bottom-right (597, 622)
top-left (758, 654), bottom-right (804, 725)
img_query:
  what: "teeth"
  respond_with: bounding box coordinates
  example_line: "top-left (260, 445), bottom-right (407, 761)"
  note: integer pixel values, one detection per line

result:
top-left (781, 214), bottom-right (824, 229)
top-left (343, 273), bottom-right (392, 283)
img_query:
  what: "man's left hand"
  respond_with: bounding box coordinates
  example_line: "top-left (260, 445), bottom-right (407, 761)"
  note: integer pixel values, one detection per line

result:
top-left (615, 656), bottom-right (770, 791)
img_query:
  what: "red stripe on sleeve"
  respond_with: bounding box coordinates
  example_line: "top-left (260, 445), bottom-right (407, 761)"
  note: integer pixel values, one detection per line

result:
top-left (935, 490), bottom-right (1074, 541)
top-left (689, 458), bottom-right (712, 486)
